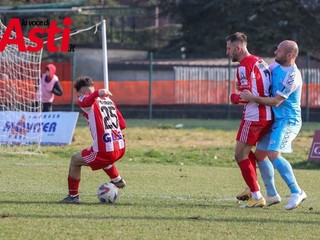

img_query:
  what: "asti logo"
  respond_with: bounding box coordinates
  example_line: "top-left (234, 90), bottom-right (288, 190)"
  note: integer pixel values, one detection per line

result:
top-left (0, 17), bottom-right (72, 52)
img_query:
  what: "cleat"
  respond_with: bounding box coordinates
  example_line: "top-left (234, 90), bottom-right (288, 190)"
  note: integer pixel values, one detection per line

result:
top-left (266, 194), bottom-right (281, 207)
top-left (111, 178), bottom-right (126, 189)
top-left (246, 197), bottom-right (266, 208)
top-left (285, 190), bottom-right (307, 210)
top-left (236, 187), bottom-right (251, 201)
top-left (59, 194), bottom-right (80, 204)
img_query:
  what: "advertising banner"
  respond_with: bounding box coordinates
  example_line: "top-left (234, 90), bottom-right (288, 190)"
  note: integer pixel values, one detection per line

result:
top-left (0, 111), bottom-right (79, 145)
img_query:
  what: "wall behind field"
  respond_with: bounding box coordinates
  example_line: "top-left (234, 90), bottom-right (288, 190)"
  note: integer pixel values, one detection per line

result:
top-left (42, 50), bottom-right (320, 121)
top-left (44, 62), bottom-right (320, 108)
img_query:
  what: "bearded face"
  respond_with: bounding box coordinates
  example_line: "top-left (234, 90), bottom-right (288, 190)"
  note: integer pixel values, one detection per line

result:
top-left (274, 43), bottom-right (289, 65)
top-left (226, 40), bottom-right (241, 62)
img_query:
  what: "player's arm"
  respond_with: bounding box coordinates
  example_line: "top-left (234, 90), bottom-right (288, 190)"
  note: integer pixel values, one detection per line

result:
top-left (230, 66), bottom-right (251, 104)
top-left (79, 90), bottom-right (99, 107)
top-left (240, 90), bottom-right (285, 107)
top-left (79, 89), bottom-right (112, 108)
top-left (98, 89), bottom-right (112, 98)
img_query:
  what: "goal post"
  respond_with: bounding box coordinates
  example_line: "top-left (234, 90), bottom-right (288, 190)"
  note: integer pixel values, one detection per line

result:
top-left (101, 19), bottom-right (109, 91)
top-left (0, 19), bottom-right (43, 154)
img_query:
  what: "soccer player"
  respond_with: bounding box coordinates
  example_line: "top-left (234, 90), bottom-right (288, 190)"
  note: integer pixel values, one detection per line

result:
top-left (226, 32), bottom-right (273, 207)
top-left (240, 40), bottom-right (307, 210)
top-left (60, 76), bottom-right (126, 204)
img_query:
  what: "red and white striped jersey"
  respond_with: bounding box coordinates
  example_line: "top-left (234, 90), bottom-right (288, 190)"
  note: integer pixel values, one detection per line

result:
top-left (78, 90), bottom-right (126, 152)
top-left (237, 55), bottom-right (273, 122)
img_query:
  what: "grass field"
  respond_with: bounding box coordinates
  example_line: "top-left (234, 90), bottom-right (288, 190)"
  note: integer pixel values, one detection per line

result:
top-left (1, 118), bottom-right (320, 240)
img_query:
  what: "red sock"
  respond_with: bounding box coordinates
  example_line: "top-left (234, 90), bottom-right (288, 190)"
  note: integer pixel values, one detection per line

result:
top-left (238, 159), bottom-right (259, 192)
top-left (68, 175), bottom-right (80, 196)
top-left (103, 164), bottom-right (119, 179)
top-left (248, 150), bottom-right (257, 177)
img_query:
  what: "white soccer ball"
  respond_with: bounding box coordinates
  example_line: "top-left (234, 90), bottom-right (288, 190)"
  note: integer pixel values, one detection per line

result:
top-left (97, 182), bottom-right (119, 204)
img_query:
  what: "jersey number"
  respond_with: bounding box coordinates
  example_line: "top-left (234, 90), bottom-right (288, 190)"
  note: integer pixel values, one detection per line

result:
top-left (101, 106), bottom-right (118, 129)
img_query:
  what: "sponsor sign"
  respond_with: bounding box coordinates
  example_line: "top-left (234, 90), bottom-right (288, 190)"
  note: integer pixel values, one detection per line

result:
top-left (0, 111), bottom-right (78, 145)
top-left (308, 130), bottom-right (320, 162)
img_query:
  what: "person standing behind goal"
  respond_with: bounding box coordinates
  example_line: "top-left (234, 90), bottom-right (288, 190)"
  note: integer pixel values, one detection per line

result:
top-left (37, 64), bottom-right (63, 112)
top-left (60, 76), bottom-right (126, 204)
top-left (226, 32), bottom-right (273, 208)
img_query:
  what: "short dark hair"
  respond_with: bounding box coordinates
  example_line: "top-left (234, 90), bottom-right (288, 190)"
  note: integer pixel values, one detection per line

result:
top-left (74, 76), bottom-right (94, 92)
top-left (226, 32), bottom-right (247, 45)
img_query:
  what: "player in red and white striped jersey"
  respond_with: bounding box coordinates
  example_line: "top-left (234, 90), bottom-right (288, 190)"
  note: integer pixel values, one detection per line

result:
top-left (226, 32), bottom-right (273, 207)
top-left (60, 76), bottom-right (126, 204)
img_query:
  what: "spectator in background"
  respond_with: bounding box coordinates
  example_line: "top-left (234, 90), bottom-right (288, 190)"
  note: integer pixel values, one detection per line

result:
top-left (37, 64), bottom-right (63, 112)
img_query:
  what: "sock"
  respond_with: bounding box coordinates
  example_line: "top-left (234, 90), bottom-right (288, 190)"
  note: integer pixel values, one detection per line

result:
top-left (68, 175), bottom-right (80, 196)
top-left (252, 191), bottom-right (263, 200)
top-left (248, 151), bottom-right (257, 177)
top-left (111, 176), bottom-right (122, 183)
top-left (272, 156), bottom-right (301, 194)
top-left (258, 159), bottom-right (277, 197)
top-left (238, 159), bottom-right (259, 193)
top-left (103, 164), bottom-right (119, 179)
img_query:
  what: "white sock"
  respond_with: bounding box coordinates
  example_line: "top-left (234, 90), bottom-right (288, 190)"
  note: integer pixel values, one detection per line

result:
top-left (111, 176), bottom-right (121, 183)
top-left (252, 191), bottom-right (262, 200)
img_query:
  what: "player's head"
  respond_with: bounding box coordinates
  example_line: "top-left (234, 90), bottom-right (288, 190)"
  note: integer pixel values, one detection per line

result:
top-left (274, 40), bottom-right (299, 66)
top-left (226, 32), bottom-right (248, 62)
top-left (74, 76), bottom-right (95, 96)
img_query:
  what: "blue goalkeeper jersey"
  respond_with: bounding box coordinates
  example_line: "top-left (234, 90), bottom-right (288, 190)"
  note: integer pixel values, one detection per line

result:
top-left (270, 62), bottom-right (303, 121)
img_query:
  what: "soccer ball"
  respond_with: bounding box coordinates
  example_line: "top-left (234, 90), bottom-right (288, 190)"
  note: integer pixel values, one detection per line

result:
top-left (97, 182), bottom-right (119, 204)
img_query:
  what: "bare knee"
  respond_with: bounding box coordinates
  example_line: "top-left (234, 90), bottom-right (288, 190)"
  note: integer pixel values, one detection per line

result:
top-left (70, 152), bottom-right (85, 167)
top-left (254, 149), bottom-right (268, 162)
top-left (267, 150), bottom-right (280, 161)
top-left (234, 141), bottom-right (253, 162)
top-left (234, 152), bottom-right (243, 162)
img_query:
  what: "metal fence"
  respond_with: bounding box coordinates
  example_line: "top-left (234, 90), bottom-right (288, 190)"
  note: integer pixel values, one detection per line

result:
top-left (174, 66), bottom-right (320, 108)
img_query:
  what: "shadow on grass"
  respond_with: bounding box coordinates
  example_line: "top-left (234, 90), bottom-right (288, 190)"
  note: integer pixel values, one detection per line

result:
top-left (1, 211), bottom-right (319, 225)
top-left (291, 160), bottom-right (320, 170)
top-left (0, 200), bottom-right (220, 208)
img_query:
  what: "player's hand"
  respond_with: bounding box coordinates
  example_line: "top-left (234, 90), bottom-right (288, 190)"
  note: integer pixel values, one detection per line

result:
top-left (98, 89), bottom-right (113, 97)
top-left (230, 93), bottom-right (241, 104)
top-left (240, 90), bottom-right (254, 102)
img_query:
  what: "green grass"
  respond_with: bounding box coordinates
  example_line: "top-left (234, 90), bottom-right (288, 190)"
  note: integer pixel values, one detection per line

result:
top-left (1, 119), bottom-right (320, 240)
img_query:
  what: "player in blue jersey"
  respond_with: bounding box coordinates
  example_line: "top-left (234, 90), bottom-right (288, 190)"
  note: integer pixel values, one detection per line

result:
top-left (240, 40), bottom-right (307, 210)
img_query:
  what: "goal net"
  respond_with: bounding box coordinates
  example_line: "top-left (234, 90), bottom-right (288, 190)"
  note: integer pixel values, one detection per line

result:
top-left (0, 19), bottom-right (43, 154)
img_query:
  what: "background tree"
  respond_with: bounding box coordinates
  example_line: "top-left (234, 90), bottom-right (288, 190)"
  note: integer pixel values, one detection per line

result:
top-left (2, 0), bottom-right (320, 59)
top-left (158, 0), bottom-right (320, 58)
